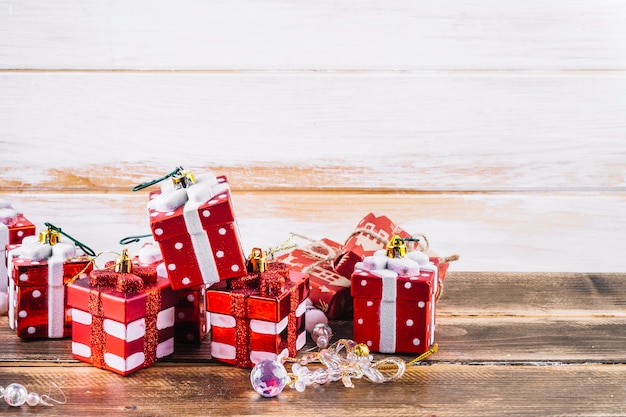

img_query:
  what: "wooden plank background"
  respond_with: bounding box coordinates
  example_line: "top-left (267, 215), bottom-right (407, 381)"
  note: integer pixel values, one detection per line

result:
top-left (0, 0), bottom-right (626, 272)
top-left (1, 1), bottom-right (625, 269)
top-left (2, 4), bottom-right (626, 415)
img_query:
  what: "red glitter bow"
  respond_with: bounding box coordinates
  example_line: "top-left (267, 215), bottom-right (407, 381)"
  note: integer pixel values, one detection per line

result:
top-left (89, 261), bottom-right (157, 293)
top-left (229, 261), bottom-right (290, 296)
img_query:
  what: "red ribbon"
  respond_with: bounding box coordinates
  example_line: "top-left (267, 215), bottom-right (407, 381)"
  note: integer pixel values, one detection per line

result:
top-left (87, 262), bottom-right (161, 371)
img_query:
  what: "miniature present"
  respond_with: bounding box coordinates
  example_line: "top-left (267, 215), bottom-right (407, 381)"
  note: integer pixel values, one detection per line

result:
top-left (144, 168), bottom-right (247, 290)
top-left (132, 242), bottom-right (209, 344)
top-left (6, 229), bottom-right (93, 338)
top-left (334, 212), bottom-right (413, 278)
top-left (67, 250), bottom-right (177, 376)
top-left (276, 238), bottom-right (353, 319)
top-left (207, 249), bottom-right (309, 368)
top-left (175, 284), bottom-right (209, 344)
top-left (351, 236), bottom-right (442, 354)
top-left (1, 201), bottom-right (36, 293)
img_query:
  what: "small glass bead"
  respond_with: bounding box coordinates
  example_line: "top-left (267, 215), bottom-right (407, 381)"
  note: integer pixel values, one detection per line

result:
top-left (26, 392), bottom-right (40, 406)
top-left (311, 323), bottom-right (333, 348)
top-left (4, 383), bottom-right (28, 407)
top-left (250, 360), bottom-right (289, 398)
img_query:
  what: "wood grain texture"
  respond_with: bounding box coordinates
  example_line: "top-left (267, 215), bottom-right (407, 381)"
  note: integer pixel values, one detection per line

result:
top-left (2, 192), bottom-right (625, 272)
top-left (1, 72), bottom-right (625, 191)
top-left (2, 273), bottom-right (625, 364)
top-left (2, 0), bottom-right (626, 70)
top-left (2, 315), bottom-right (624, 364)
top-left (1, 364), bottom-right (625, 416)
top-left (2, 2), bottom-right (625, 415)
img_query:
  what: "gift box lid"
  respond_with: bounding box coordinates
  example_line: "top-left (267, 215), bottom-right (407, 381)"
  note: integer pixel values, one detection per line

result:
top-left (148, 175), bottom-right (237, 241)
top-left (351, 258), bottom-right (439, 302)
top-left (67, 276), bottom-right (178, 323)
top-left (11, 257), bottom-right (91, 287)
top-left (8, 239), bottom-right (91, 287)
top-left (207, 270), bottom-right (309, 323)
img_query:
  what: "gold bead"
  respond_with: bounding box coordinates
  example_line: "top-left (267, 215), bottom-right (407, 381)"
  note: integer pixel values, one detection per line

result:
top-left (354, 343), bottom-right (370, 357)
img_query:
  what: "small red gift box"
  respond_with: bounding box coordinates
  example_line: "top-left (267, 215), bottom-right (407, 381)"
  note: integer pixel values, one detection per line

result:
top-left (276, 238), bottom-right (353, 319)
top-left (207, 263), bottom-right (309, 368)
top-left (147, 173), bottom-right (247, 290)
top-left (67, 253), bottom-right (177, 376)
top-left (134, 242), bottom-right (209, 344)
top-left (351, 249), bottom-right (442, 354)
top-left (1, 202), bottom-right (36, 293)
top-left (6, 235), bottom-right (92, 338)
top-left (175, 284), bottom-right (209, 344)
top-left (334, 212), bottom-right (412, 278)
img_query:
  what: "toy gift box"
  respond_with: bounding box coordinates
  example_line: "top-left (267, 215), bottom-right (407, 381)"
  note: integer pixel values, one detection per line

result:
top-left (351, 248), bottom-right (442, 354)
top-left (67, 253), bottom-right (177, 376)
top-left (334, 212), bottom-right (414, 278)
top-left (1, 202), bottom-right (36, 293)
top-left (175, 284), bottom-right (209, 344)
top-left (146, 172), bottom-right (247, 291)
top-left (6, 235), bottom-right (92, 338)
top-left (207, 263), bottom-right (309, 368)
top-left (133, 242), bottom-right (209, 344)
top-left (275, 238), bottom-right (353, 320)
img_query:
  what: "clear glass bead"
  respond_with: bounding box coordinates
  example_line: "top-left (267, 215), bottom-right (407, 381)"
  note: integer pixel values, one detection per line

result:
top-left (311, 323), bottom-right (332, 348)
top-left (4, 383), bottom-right (28, 407)
top-left (26, 391), bottom-right (40, 406)
top-left (250, 360), bottom-right (289, 398)
top-left (312, 368), bottom-right (329, 384)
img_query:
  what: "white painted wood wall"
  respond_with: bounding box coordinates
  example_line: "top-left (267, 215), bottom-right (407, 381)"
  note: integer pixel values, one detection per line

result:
top-left (1, 0), bottom-right (625, 272)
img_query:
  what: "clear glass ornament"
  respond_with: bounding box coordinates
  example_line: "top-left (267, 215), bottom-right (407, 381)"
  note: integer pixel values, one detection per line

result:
top-left (250, 360), bottom-right (289, 398)
top-left (26, 391), bottom-right (40, 406)
top-left (4, 383), bottom-right (28, 407)
top-left (311, 323), bottom-right (332, 348)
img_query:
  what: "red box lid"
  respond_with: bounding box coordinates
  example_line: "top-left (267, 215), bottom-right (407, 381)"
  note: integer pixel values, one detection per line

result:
top-left (207, 270), bottom-right (309, 322)
top-left (351, 267), bottom-right (435, 302)
top-left (11, 257), bottom-right (92, 287)
top-left (148, 175), bottom-right (237, 242)
top-left (67, 276), bottom-right (177, 323)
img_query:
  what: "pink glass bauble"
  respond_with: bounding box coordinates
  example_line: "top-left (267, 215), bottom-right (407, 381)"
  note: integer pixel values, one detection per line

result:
top-left (250, 360), bottom-right (289, 398)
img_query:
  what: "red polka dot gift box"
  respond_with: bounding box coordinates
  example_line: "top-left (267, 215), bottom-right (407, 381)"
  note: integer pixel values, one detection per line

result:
top-left (67, 251), bottom-right (178, 376)
top-left (207, 259), bottom-right (309, 369)
top-left (174, 284), bottom-right (209, 344)
top-left (146, 172), bottom-right (247, 291)
top-left (6, 234), bottom-right (93, 339)
top-left (1, 201), bottom-right (36, 293)
top-left (350, 238), bottom-right (443, 354)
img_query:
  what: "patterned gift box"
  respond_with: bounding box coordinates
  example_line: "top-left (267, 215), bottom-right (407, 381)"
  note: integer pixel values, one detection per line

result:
top-left (147, 172), bottom-right (246, 290)
top-left (334, 212), bottom-right (413, 278)
top-left (1, 202), bottom-right (36, 293)
top-left (276, 238), bottom-right (353, 319)
top-left (351, 249), bottom-right (442, 354)
top-left (67, 254), bottom-right (177, 376)
top-left (207, 263), bottom-right (309, 368)
top-left (175, 284), bottom-right (209, 344)
top-left (6, 235), bottom-right (92, 338)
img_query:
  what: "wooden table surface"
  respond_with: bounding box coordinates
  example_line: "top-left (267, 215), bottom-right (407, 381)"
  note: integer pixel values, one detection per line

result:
top-left (2, 1), bottom-right (626, 415)
top-left (1, 271), bottom-right (625, 416)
